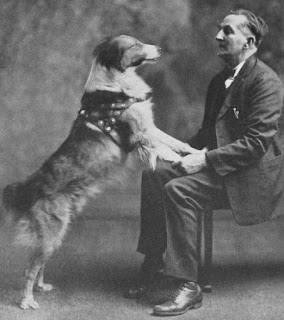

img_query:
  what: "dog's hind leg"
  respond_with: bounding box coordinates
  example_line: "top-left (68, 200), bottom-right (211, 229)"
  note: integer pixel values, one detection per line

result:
top-left (20, 246), bottom-right (54, 310)
top-left (20, 199), bottom-right (72, 309)
top-left (35, 264), bottom-right (54, 292)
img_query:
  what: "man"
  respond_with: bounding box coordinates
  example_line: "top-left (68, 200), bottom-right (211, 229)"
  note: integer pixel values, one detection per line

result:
top-left (124, 9), bottom-right (284, 316)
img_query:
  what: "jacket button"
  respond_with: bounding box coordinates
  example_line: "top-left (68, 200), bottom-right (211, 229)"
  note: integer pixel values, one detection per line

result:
top-left (97, 120), bottom-right (104, 127)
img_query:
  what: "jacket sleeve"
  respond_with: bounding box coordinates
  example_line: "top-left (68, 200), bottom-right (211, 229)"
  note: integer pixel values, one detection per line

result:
top-left (206, 72), bottom-right (284, 176)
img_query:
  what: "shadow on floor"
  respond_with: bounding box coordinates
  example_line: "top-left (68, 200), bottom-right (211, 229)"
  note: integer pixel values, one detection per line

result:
top-left (0, 195), bottom-right (283, 320)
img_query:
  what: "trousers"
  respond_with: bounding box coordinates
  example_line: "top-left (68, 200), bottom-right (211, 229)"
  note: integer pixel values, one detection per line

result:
top-left (137, 161), bottom-right (229, 282)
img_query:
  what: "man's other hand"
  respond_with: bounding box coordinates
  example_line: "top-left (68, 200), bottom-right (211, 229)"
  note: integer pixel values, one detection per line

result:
top-left (172, 153), bottom-right (208, 174)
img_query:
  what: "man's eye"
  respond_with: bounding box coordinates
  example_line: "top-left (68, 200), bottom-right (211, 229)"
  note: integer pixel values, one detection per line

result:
top-left (223, 26), bottom-right (232, 35)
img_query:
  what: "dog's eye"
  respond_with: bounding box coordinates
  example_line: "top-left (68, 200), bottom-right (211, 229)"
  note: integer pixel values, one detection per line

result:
top-left (128, 43), bottom-right (137, 50)
top-left (128, 40), bottom-right (142, 50)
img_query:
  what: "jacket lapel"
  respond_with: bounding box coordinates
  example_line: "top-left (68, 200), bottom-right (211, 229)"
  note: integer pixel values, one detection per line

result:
top-left (217, 55), bottom-right (257, 120)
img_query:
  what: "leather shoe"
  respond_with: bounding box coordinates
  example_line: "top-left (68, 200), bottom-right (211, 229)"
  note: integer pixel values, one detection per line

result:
top-left (123, 255), bottom-right (164, 299)
top-left (153, 281), bottom-right (202, 316)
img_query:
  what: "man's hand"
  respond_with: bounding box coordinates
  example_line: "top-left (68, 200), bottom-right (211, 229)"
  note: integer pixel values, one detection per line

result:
top-left (172, 153), bottom-right (208, 174)
top-left (181, 145), bottom-right (207, 155)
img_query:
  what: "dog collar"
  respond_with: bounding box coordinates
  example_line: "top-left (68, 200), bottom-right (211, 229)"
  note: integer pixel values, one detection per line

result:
top-left (78, 90), bottom-right (152, 149)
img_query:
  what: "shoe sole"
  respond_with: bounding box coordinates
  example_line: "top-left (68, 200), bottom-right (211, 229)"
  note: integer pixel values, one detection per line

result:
top-left (153, 300), bottom-right (202, 316)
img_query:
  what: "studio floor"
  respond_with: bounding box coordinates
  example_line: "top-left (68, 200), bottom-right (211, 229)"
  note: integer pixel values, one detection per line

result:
top-left (0, 194), bottom-right (283, 320)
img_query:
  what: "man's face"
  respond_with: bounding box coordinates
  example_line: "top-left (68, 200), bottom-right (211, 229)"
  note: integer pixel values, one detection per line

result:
top-left (216, 14), bottom-right (251, 66)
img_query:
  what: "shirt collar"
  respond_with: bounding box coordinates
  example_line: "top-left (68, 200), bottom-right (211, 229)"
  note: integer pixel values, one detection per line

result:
top-left (232, 60), bottom-right (246, 78)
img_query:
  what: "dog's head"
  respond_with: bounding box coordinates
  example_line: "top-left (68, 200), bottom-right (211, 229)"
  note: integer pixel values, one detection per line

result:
top-left (93, 35), bottom-right (161, 72)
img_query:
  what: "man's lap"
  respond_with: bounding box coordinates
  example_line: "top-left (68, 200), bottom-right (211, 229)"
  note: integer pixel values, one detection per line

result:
top-left (144, 160), bottom-right (229, 210)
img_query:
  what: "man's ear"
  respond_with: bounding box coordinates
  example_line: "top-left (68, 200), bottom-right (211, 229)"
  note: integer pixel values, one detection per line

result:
top-left (244, 36), bottom-right (255, 48)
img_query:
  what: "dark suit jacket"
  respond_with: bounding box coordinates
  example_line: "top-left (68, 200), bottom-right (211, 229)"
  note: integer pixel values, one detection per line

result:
top-left (190, 55), bottom-right (284, 225)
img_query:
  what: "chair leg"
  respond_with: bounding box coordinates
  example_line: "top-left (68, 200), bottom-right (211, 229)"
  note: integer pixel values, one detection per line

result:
top-left (197, 213), bottom-right (202, 270)
top-left (198, 210), bottom-right (213, 293)
top-left (203, 210), bottom-right (213, 292)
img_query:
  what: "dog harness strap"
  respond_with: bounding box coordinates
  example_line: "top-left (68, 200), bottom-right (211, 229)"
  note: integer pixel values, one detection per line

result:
top-left (77, 90), bottom-right (152, 149)
top-left (79, 96), bottom-right (137, 134)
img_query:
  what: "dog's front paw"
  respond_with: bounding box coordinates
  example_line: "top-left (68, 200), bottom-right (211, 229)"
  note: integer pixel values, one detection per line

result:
top-left (183, 145), bottom-right (207, 155)
top-left (20, 296), bottom-right (39, 310)
top-left (36, 283), bottom-right (54, 292)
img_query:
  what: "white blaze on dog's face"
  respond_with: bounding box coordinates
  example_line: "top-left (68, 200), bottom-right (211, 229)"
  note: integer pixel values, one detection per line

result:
top-left (85, 35), bottom-right (161, 98)
top-left (94, 35), bottom-right (161, 71)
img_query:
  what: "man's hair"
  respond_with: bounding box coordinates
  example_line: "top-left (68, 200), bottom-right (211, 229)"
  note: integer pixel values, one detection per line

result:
top-left (230, 9), bottom-right (268, 47)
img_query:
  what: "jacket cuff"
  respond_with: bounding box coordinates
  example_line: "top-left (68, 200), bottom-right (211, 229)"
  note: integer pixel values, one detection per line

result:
top-left (205, 152), bottom-right (213, 169)
top-left (206, 149), bottom-right (231, 176)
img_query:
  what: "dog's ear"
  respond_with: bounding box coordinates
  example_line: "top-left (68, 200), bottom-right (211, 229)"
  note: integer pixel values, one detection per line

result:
top-left (92, 37), bottom-right (111, 57)
top-left (94, 38), bottom-right (125, 72)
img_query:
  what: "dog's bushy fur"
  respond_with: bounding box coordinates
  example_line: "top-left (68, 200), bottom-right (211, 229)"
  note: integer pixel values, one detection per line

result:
top-left (2, 35), bottom-right (201, 310)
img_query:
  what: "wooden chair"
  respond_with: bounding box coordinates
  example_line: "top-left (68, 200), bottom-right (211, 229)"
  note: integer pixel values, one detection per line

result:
top-left (197, 209), bottom-right (214, 293)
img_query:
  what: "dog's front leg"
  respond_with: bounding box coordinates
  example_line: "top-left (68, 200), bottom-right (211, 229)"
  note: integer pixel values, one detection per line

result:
top-left (148, 128), bottom-right (203, 155)
top-left (137, 144), bottom-right (182, 170)
top-left (136, 129), bottom-right (204, 170)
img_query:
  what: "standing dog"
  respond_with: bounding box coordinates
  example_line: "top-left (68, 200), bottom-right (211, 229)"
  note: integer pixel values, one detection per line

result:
top-left (2, 35), bottom-right (202, 310)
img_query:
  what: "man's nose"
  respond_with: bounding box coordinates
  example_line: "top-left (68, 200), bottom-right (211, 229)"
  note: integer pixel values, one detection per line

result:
top-left (216, 29), bottom-right (223, 41)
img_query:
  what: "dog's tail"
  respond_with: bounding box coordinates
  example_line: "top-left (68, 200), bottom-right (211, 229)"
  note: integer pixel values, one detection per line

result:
top-left (1, 182), bottom-right (41, 247)
top-left (1, 182), bottom-right (31, 222)
top-left (3, 183), bottom-right (21, 211)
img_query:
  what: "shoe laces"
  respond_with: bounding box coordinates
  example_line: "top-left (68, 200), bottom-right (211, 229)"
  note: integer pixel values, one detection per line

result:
top-left (169, 283), bottom-right (186, 301)
top-left (171, 282), bottom-right (196, 298)
top-left (182, 281), bottom-right (197, 290)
